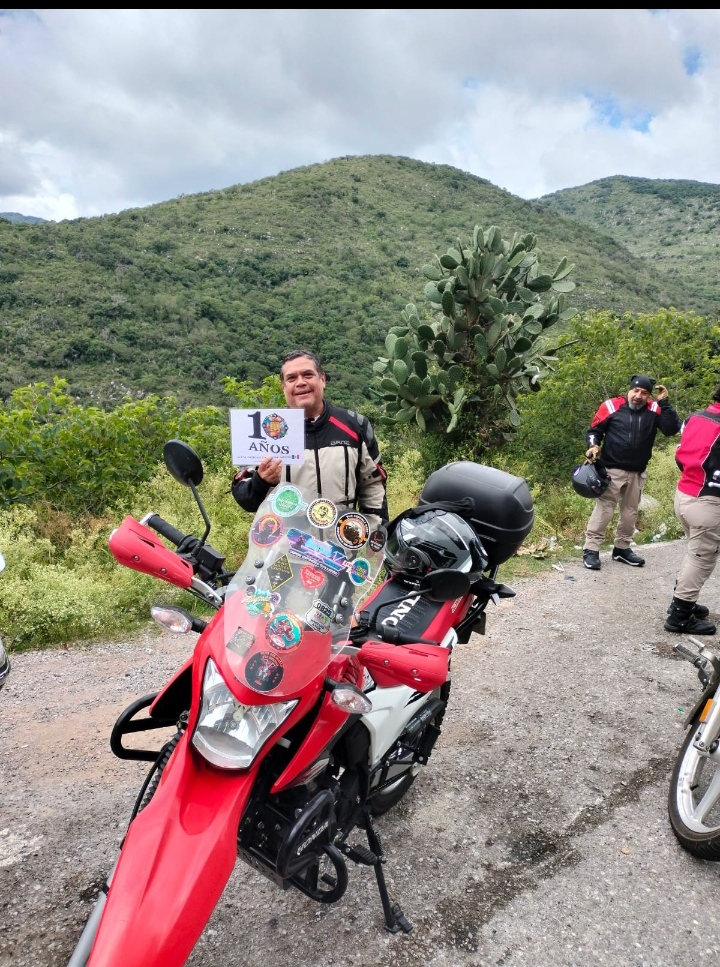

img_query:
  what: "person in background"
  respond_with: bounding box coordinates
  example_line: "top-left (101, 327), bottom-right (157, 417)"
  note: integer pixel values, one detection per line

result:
top-left (664, 386), bottom-right (720, 635)
top-left (232, 349), bottom-right (388, 526)
top-left (582, 374), bottom-right (681, 570)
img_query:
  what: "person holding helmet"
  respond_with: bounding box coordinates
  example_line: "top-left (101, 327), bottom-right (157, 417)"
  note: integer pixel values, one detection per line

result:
top-left (664, 386), bottom-right (720, 635)
top-left (582, 375), bottom-right (681, 570)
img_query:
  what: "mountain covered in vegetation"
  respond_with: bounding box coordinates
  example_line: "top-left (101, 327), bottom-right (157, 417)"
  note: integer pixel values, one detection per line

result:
top-left (539, 176), bottom-right (720, 311)
top-left (0, 157), bottom-right (707, 409)
top-left (0, 213), bottom-right (46, 225)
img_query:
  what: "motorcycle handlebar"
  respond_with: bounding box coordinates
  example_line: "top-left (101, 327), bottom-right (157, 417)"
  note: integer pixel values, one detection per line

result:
top-left (144, 514), bottom-right (188, 548)
top-left (379, 626), bottom-right (436, 646)
top-left (674, 642), bottom-right (701, 664)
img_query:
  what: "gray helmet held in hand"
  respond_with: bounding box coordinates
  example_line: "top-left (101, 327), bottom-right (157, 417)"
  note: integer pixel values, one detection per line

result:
top-left (572, 461), bottom-right (611, 499)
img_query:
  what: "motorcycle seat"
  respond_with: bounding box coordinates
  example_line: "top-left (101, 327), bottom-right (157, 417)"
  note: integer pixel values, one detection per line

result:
top-left (362, 579), bottom-right (444, 643)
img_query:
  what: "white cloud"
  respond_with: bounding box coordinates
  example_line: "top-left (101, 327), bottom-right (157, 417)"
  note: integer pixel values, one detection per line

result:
top-left (1, 9), bottom-right (720, 219)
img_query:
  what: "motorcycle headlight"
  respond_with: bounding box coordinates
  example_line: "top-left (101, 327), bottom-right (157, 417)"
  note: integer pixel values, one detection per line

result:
top-left (192, 659), bottom-right (297, 770)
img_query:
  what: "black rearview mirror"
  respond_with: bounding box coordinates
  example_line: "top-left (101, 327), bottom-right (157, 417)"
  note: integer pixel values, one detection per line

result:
top-left (164, 440), bottom-right (204, 488)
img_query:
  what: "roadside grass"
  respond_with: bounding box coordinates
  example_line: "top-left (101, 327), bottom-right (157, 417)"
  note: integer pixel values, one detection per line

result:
top-left (0, 448), bottom-right (684, 651)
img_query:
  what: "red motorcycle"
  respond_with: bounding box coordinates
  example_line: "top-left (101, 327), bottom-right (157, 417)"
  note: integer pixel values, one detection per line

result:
top-left (67, 442), bottom-right (533, 967)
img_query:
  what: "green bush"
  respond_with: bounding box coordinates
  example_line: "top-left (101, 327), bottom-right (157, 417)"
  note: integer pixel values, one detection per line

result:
top-left (0, 504), bottom-right (159, 648)
top-left (0, 464), bottom-right (254, 650)
top-left (0, 378), bottom-right (231, 514)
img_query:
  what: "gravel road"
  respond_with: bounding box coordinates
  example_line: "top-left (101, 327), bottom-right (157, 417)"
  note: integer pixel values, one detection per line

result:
top-left (2, 539), bottom-right (720, 967)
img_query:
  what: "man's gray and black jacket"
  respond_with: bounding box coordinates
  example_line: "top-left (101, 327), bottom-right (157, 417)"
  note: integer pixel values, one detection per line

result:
top-left (232, 402), bottom-right (388, 524)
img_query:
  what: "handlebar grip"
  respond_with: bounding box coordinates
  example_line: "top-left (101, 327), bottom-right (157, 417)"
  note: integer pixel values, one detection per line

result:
top-left (380, 626), bottom-right (436, 646)
top-left (674, 642), bottom-right (701, 664)
top-left (144, 514), bottom-right (188, 548)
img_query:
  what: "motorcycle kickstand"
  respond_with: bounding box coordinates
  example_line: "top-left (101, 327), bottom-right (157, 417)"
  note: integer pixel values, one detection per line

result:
top-left (362, 810), bottom-right (413, 935)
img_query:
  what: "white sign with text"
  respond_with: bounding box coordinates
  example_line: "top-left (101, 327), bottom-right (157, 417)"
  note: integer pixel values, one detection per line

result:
top-left (230, 408), bottom-right (305, 466)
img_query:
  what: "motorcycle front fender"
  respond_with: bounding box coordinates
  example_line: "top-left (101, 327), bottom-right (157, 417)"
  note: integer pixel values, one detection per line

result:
top-left (87, 734), bottom-right (258, 967)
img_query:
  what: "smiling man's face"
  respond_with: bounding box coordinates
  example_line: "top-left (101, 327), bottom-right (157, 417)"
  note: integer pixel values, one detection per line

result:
top-left (280, 354), bottom-right (326, 418)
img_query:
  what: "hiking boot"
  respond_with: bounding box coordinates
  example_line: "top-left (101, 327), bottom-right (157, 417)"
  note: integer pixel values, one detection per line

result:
top-left (665, 596), bottom-right (716, 635)
top-left (583, 549), bottom-right (601, 570)
top-left (666, 601), bottom-right (710, 619)
top-left (612, 546), bottom-right (645, 567)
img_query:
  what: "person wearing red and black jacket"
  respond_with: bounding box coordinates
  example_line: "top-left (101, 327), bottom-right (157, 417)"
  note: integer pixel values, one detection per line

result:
top-left (582, 374), bottom-right (681, 571)
top-left (231, 350), bottom-right (388, 527)
top-left (664, 387), bottom-right (720, 635)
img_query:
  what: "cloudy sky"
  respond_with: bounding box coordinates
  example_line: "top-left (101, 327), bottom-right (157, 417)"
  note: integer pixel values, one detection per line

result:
top-left (1, 9), bottom-right (719, 221)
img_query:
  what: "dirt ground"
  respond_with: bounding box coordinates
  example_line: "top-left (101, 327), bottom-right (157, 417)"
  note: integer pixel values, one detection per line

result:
top-left (3, 539), bottom-right (720, 967)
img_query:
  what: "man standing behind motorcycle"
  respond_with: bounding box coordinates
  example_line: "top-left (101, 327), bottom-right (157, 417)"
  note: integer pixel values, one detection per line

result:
top-left (664, 385), bottom-right (720, 635)
top-left (582, 374), bottom-right (681, 570)
top-left (232, 349), bottom-right (388, 526)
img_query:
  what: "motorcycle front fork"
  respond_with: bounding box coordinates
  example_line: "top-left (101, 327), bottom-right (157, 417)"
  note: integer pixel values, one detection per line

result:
top-left (693, 693), bottom-right (720, 755)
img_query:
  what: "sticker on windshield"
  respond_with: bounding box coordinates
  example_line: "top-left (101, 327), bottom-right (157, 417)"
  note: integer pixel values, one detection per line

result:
top-left (262, 413), bottom-right (289, 440)
top-left (368, 527), bottom-right (387, 552)
top-left (347, 557), bottom-right (371, 587)
top-left (305, 599), bottom-right (333, 633)
top-left (272, 486), bottom-right (306, 517)
top-left (251, 513), bottom-right (284, 547)
top-left (307, 498), bottom-right (338, 530)
top-left (227, 627), bottom-right (256, 657)
top-left (267, 554), bottom-right (294, 591)
top-left (300, 564), bottom-right (326, 591)
top-left (287, 528), bottom-right (347, 576)
top-left (266, 613), bottom-right (303, 652)
top-left (244, 588), bottom-right (281, 617)
top-left (245, 652), bottom-right (284, 691)
top-left (336, 513), bottom-right (369, 549)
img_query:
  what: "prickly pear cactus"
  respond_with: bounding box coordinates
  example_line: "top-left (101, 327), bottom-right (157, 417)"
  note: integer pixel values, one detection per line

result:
top-left (373, 226), bottom-right (577, 448)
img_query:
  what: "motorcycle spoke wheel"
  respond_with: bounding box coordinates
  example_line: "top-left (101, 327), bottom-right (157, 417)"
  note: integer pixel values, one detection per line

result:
top-left (669, 716), bottom-right (720, 860)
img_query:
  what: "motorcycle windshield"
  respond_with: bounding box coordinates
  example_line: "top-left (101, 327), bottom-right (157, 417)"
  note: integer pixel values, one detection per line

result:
top-left (221, 486), bottom-right (387, 699)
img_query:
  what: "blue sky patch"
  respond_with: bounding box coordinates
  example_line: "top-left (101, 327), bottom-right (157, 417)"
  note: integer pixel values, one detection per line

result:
top-left (588, 95), bottom-right (653, 133)
top-left (684, 46), bottom-right (702, 76)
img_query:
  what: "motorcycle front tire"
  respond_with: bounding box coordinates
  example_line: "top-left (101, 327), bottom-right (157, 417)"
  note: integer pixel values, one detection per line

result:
top-left (668, 714), bottom-right (720, 860)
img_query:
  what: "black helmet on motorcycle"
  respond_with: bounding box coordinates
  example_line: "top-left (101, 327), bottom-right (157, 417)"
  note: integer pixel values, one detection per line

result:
top-left (384, 509), bottom-right (488, 590)
top-left (571, 460), bottom-right (611, 498)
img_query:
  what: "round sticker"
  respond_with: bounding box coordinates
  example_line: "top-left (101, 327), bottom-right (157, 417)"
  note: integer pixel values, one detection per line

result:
top-left (262, 413), bottom-right (289, 440)
top-left (307, 498), bottom-right (338, 530)
top-left (251, 513), bottom-right (283, 547)
top-left (368, 527), bottom-right (387, 553)
top-left (266, 613), bottom-right (303, 652)
top-left (300, 565), bottom-right (326, 591)
top-left (335, 512), bottom-right (370, 549)
top-left (348, 558), bottom-right (372, 587)
top-left (246, 652), bottom-right (284, 691)
top-left (272, 486), bottom-right (305, 517)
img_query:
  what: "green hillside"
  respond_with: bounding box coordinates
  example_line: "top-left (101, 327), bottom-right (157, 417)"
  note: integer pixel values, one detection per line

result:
top-left (0, 213), bottom-right (47, 225)
top-left (538, 176), bottom-right (720, 311)
top-left (0, 157), bottom-right (704, 409)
